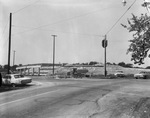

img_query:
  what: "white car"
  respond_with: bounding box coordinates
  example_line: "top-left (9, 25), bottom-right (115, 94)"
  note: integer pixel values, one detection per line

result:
top-left (134, 71), bottom-right (150, 79)
top-left (114, 71), bottom-right (125, 77)
top-left (2, 74), bottom-right (32, 87)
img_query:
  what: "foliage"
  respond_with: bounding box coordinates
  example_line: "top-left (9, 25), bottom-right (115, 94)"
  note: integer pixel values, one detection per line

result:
top-left (118, 62), bottom-right (126, 67)
top-left (125, 63), bottom-right (133, 68)
top-left (121, 13), bottom-right (150, 65)
top-left (118, 62), bottom-right (133, 68)
top-left (89, 61), bottom-right (98, 65)
top-left (106, 62), bottom-right (112, 65)
top-left (3, 65), bottom-right (9, 69)
top-left (146, 66), bottom-right (150, 69)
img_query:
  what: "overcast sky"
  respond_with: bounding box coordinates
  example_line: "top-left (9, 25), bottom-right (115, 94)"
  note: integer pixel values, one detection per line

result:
top-left (0, 0), bottom-right (149, 66)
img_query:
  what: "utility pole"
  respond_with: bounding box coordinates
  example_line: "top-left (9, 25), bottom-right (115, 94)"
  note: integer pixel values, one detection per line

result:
top-left (102, 35), bottom-right (108, 77)
top-left (104, 35), bottom-right (107, 77)
top-left (52, 35), bottom-right (57, 75)
top-left (13, 50), bottom-right (16, 66)
top-left (8, 13), bottom-right (12, 74)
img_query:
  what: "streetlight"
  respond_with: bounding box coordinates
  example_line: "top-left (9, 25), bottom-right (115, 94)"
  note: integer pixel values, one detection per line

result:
top-left (51, 35), bottom-right (57, 75)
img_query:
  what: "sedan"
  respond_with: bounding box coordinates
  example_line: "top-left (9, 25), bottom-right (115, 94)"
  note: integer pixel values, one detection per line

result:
top-left (114, 70), bottom-right (125, 77)
top-left (134, 71), bottom-right (150, 79)
top-left (2, 74), bottom-right (32, 87)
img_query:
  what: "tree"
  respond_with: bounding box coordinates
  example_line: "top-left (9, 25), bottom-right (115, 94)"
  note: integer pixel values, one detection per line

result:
top-left (125, 63), bottom-right (133, 68)
top-left (11, 65), bottom-right (18, 71)
top-left (4, 65), bottom-right (8, 69)
top-left (121, 13), bottom-right (150, 65)
top-left (118, 62), bottom-right (126, 67)
top-left (106, 62), bottom-right (112, 65)
top-left (146, 66), bottom-right (150, 69)
top-left (89, 61), bottom-right (98, 65)
top-left (19, 64), bottom-right (22, 66)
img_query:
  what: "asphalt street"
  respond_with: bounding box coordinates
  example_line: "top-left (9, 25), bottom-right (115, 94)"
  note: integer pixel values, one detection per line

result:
top-left (0, 77), bottom-right (150, 118)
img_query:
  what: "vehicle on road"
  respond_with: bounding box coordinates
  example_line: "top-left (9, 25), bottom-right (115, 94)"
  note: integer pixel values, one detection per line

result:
top-left (114, 70), bottom-right (125, 77)
top-left (134, 71), bottom-right (150, 79)
top-left (2, 74), bottom-right (32, 87)
top-left (67, 68), bottom-right (89, 78)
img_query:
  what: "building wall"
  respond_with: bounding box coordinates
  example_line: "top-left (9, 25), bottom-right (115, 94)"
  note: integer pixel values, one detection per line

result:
top-left (16, 63), bottom-right (61, 76)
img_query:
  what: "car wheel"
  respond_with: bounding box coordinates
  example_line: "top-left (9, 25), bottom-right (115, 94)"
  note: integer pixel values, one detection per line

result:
top-left (135, 77), bottom-right (138, 79)
top-left (11, 83), bottom-right (16, 87)
top-left (144, 76), bottom-right (147, 79)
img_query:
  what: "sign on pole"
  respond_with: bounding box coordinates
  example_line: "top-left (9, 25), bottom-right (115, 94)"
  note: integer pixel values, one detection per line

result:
top-left (102, 39), bottom-right (108, 48)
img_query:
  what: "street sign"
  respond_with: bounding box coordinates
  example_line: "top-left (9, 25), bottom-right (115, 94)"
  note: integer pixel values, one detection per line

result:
top-left (102, 39), bottom-right (108, 48)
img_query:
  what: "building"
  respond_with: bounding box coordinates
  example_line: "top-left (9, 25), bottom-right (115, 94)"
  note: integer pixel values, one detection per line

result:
top-left (16, 63), bottom-right (62, 76)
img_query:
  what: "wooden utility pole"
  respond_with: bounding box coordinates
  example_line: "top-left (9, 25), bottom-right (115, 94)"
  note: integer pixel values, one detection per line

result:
top-left (102, 35), bottom-right (108, 77)
top-left (13, 50), bottom-right (16, 66)
top-left (52, 35), bottom-right (57, 75)
top-left (8, 13), bottom-right (12, 74)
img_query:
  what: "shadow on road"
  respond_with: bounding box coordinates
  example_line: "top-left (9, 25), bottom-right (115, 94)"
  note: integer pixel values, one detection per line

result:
top-left (0, 84), bottom-right (34, 93)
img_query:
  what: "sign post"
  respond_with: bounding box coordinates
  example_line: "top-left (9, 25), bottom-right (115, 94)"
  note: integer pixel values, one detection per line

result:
top-left (102, 35), bottom-right (108, 77)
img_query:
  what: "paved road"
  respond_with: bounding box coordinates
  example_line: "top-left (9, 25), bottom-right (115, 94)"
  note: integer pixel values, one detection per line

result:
top-left (0, 77), bottom-right (150, 118)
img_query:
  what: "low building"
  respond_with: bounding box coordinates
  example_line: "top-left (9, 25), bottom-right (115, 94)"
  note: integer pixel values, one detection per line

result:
top-left (16, 63), bottom-right (62, 76)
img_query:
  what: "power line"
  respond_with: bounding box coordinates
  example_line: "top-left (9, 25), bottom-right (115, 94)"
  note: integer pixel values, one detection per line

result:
top-left (0, 18), bottom-right (9, 40)
top-left (12, 25), bottom-right (103, 37)
top-left (13, 0), bottom-right (40, 14)
top-left (11, 6), bottom-right (116, 35)
top-left (3, 37), bottom-right (9, 48)
top-left (106, 0), bottom-right (137, 35)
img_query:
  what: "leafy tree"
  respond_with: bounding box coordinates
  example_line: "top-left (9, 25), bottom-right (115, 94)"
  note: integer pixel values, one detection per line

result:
top-left (125, 63), bottom-right (133, 68)
top-left (89, 61), bottom-right (98, 65)
top-left (11, 65), bottom-right (18, 71)
top-left (106, 62), bottom-right (112, 65)
top-left (146, 66), bottom-right (150, 69)
top-left (82, 63), bottom-right (88, 65)
top-left (4, 65), bottom-right (8, 69)
top-left (112, 63), bottom-right (116, 65)
top-left (118, 62), bottom-right (126, 67)
top-left (19, 64), bottom-right (22, 66)
top-left (121, 13), bottom-right (150, 65)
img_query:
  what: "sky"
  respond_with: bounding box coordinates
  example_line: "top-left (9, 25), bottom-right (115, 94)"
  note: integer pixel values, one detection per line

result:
top-left (0, 0), bottom-right (150, 67)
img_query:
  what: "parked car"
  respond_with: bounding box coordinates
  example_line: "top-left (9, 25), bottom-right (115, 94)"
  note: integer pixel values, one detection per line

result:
top-left (114, 70), bottom-right (125, 77)
top-left (134, 71), bottom-right (150, 79)
top-left (2, 74), bottom-right (32, 87)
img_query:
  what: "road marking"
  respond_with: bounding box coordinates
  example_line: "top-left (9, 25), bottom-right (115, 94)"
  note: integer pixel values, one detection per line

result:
top-left (0, 89), bottom-right (60, 107)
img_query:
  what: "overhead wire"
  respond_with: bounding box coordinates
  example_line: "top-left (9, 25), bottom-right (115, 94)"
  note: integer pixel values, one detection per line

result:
top-left (13, 0), bottom-right (40, 14)
top-left (0, 18), bottom-right (9, 41)
top-left (11, 6), bottom-right (116, 36)
top-left (105, 0), bottom-right (137, 35)
top-left (12, 25), bottom-right (103, 37)
top-left (11, 1), bottom-right (133, 37)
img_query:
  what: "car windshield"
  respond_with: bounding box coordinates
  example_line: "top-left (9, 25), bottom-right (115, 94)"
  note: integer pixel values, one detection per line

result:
top-left (14, 75), bottom-right (24, 78)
